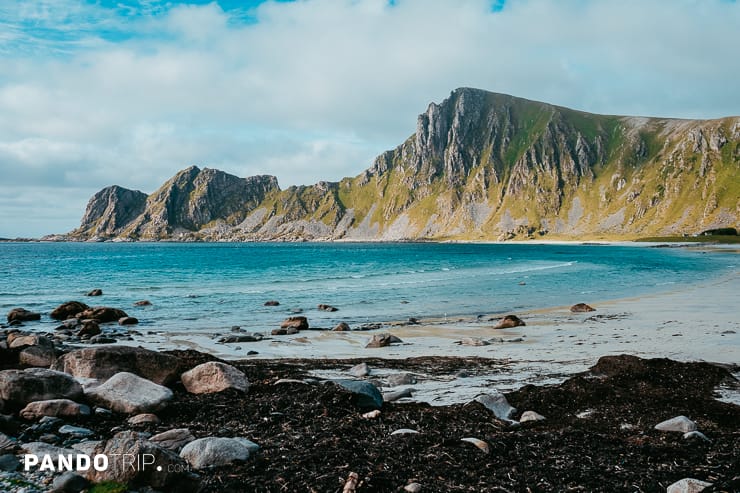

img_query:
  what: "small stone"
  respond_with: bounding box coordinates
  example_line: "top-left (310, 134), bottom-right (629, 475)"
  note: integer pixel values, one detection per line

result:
top-left (150, 428), bottom-right (195, 452)
top-left (317, 304), bottom-right (338, 312)
top-left (683, 431), bottom-right (711, 442)
top-left (404, 483), bottom-right (422, 492)
top-left (570, 303), bottom-right (596, 312)
top-left (181, 361), bottom-right (249, 394)
top-left (332, 380), bottom-right (383, 410)
top-left (86, 289), bottom-right (103, 297)
top-left (20, 399), bottom-right (91, 420)
top-left (655, 416), bottom-right (697, 433)
top-left (118, 316), bottom-right (139, 326)
top-left (77, 320), bottom-right (101, 337)
top-left (391, 428), bottom-right (419, 436)
top-left (263, 300), bottom-right (280, 306)
top-left (180, 436), bottom-right (252, 469)
top-left (348, 362), bottom-right (370, 377)
top-left (361, 410), bottom-right (381, 419)
top-left (383, 389), bottom-right (413, 402)
top-left (475, 392), bottom-right (516, 421)
top-left (280, 316), bottom-right (309, 330)
top-left (274, 378), bottom-right (309, 385)
top-left (666, 478), bottom-right (713, 493)
top-left (58, 425), bottom-right (94, 437)
top-left (85, 372), bottom-right (173, 414)
top-left (458, 337), bottom-right (489, 346)
top-left (333, 322), bottom-right (351, 331)
top-left (366, 333), bottom-right (403, 348)
top-left (127, 413), bottom-right (160, 425)
top-left (492, 314), bottom-right (525, 329)
top-left (520, 411), bottom-right (546, 423)
top-left (52, 471), bottom-right (89, 492)
top-left (386, 373), bottom-right (416, 387)
top-left (133, 300), bottom-right (152, 306)
top-left (460, 437), bottom-right (490, 454)
top-left (0, 453), bottom-right (20, 472)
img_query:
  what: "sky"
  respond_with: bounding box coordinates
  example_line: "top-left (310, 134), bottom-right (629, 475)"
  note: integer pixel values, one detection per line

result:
top-left (1, 0), bottom-right (739, 237)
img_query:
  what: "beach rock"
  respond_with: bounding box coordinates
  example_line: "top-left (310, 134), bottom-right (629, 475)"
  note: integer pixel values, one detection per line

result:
top-left (0, 453), bottom-right (20, 472)
top-left (492, 315), bottom-right (525, 329)
top-left (333, 322), bottom-right (351, 331)
top-left (570, 303), bottom-right (596, 312)
top-left (0, 432), bottom-right (17, 453)
top-left (520, 410), bottom-right (546, 423)
top-left (218, 333), bottom-right (262, 343)
top-left (52, 345), bottom-right (179, 385)
top-left (666, 478), bottom-right (713, 493)
top-left (404, 483), bottom-right (422, 493)
top-left (52, 471), bottom-right (89, 492)
top-left (58, 425), bottom-right (94, 437)
top-left (181, 361), bottom-right (249, 394)
top-left (128, 413), bottom-right (161, 425)
top-left (150, 428), bottom-right (196, 452)
top-left (180, 436), bottom-right (252, 469)
top-left (134, 300), bottom-right (152, 306)
top-left (390, 428), bottom-right (419, 436)
top-left (50, 301), bottom-right (90, 320)
top-left (264, 300), bottom-right (280, 306)
top-left (271, 328), bottom-right (288, 336)
top-left (458, 337), bottom-right (489, 346)
top-left (475, 392), bottom-right (516, 421)
top-left (6, 308), bottom-right (41, 323)
top-left (683, 431), bottom-right (711, 442)
top-left (386, 373), bottom-right (417, 387)
top-left (349, 362), bottom-right (371, 377)
top-left (77, 320), bottom-right (101, 338)
top-left (87, 430), bottom-right (198, 491)
top-left (0, 368), bottom-right (83, 409)
top-left (21, 441), bottom-right (76, 459)
top-left (8, 333), bottom-right (52, 349)
top-left (280, 316), bottom-right (309, 330)
top-left (20, 399), bottom-right (91, 420)
top-left (317, 304), bottom-right (338, 312)
top-left (89, 335), bottom-right (117, 344)
top-left (362, 410), bottom-right (381, 419)
top-left (365, 333), bottom-right (403, 348)
top-left (332, 380), bottom-right (383, 410)
top-left (383, 389), bottom-right (413, 402)
top-left (86, 372), bottom-right (174, 414)
top-left (86, 289), bottom-right (103, 297)
top-left (655, 416), bottom-right (697, 433)
top-left (460, 437), bottom-right (490, 454)
top-left (19, 345), bottom-right (57, 367)
top-left (118, 316), bottom-right (139, 326)
top-left (77, 306), bottom-right (128, 323)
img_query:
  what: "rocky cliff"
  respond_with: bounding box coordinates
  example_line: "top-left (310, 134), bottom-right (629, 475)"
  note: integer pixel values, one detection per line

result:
top-left (70, 88), bottom-right (740, 241)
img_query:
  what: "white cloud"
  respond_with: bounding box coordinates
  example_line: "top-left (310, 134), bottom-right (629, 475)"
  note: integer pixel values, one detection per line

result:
top-left (0, 0), bottom-right (739, 236)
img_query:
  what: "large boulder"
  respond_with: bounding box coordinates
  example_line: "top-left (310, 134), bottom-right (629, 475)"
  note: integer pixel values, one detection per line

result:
top-left (86, 372), bottom-right (173, 414)
top-left (87, 431), bottom-right (199, 491)
top-left (77, 306), bottom-right (128, 323)
top-left (179, 437), bottom-right (252, 470)
top-left (0, 368), bottom-right (83, 409)
top-left (50, 301), bottom-right (89, 321)
top-left (6, 308), bottom-right (41, 323)
top-left (52, 345), bottom-right (179, 385)
top-left (19, 345), bottom-right (57, 368)
top-left (181, 362), bottom-right (249, 394)
top-left (20, 399), bottom-right (91, 420)
top-left (8, 334), bottom-right (52, 350)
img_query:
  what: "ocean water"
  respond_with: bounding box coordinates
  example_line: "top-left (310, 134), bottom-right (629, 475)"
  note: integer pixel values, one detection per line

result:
top-left (0, 242), bottom-right (736, 333)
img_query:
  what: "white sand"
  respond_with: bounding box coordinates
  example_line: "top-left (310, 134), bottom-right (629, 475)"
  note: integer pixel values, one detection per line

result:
top-left (129, 269), bottom-right (739, 405)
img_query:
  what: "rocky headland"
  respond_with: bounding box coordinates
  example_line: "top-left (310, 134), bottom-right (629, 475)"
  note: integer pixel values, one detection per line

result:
top-left (61, 88), bottom-right (740, 243)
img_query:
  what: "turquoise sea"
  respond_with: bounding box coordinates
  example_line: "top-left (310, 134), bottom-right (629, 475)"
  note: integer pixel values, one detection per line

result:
top-left (0, 242), bottom-right (737, 333)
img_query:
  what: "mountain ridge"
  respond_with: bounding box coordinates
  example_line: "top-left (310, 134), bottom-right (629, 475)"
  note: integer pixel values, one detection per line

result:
top-left (67, 88), bottom-right (740, 242)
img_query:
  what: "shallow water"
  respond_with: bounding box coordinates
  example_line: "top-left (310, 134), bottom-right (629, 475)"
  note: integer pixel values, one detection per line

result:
top-left (0, 242), bottom-right (736, 333)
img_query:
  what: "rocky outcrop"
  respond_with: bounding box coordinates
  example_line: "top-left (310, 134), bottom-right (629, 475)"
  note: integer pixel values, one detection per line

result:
top-left (70, 88), bottom-right (740, 241)
top-left (76, 185), bottom-right (147, 239)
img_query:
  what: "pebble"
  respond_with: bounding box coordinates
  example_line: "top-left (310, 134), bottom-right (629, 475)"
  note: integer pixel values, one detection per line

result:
top-left (349, 362), bottom-right (371, 377)
top-left (654, 416), bottom-right (697, 433)
top-left (127, 413), bottom-right (160, 425)
top-left (391, 429), bottom-right (419, 436)
top-left (460, 437), bottom-right (490, 454)
top-left (519, 411), bottom-right (546, 423)
top-left (474, 392), bottom-right (516, 421)
top-left (683, 431), bottom-right (711, 442)
top-left (383, 389), bottom-right (413, 402)
top-left (386, 373), bottom-right (417, 387)
top-left (362, 410), bottom-right (381, 419)
top-left (404, 483), bottom-right (422, 492)
top-left (58, 425), bottom-right (94, 438)
top-left (666, 478), bottom-right (713, 493)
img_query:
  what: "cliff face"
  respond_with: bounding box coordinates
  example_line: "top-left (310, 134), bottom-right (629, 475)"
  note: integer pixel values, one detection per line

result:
top-left (70, 88), bottom-right (740, 241)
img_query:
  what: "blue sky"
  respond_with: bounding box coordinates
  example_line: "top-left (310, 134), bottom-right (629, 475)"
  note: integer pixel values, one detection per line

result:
top-left (1, 0), bottom-right (739, 237)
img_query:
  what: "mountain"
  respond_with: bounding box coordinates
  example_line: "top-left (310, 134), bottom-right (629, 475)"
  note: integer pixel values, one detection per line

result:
top-left (69, 88), bottom-right (740, 241)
